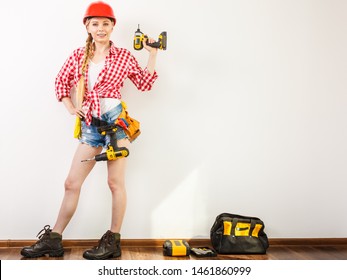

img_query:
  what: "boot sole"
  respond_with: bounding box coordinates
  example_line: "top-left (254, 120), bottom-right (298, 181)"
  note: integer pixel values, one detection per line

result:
top-left (21, 248), bottom-right (64, 258)
top-left (83, 251), bottom-right (121, 260)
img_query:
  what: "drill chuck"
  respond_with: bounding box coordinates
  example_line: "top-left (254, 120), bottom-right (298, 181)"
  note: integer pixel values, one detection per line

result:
top-left (94, 153), bottom-right (108, 162)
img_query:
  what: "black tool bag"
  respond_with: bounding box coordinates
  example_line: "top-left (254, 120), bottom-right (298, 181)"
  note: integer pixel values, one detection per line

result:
top-left (210, 213), bottom-right (269, 254)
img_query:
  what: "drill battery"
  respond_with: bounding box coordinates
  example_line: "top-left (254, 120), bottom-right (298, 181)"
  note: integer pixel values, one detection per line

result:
top-left (163, 240), bottom-right (190, 257)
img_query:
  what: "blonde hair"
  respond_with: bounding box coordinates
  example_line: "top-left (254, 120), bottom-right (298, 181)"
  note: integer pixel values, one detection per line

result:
top-left (81, 33), bottom-right (94, 75)
top-left (76, 27), bottom-right (94, 109)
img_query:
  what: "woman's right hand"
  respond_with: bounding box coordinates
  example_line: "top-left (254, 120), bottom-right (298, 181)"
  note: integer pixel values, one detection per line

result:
top-left (70, 107), bottom-right (85, 118)
top-left (62, 97), bottom-right (85, 118)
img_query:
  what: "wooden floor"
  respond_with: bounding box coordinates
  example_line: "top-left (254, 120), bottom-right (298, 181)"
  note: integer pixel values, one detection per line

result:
top-left (1, 245), bottom-right (347, 260)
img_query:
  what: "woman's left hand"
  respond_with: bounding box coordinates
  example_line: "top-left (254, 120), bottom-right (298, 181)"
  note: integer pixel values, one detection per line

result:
top-left (143, 36), bottom-right (158, 53)
top-left (143, 36), bottom-right (158, 75)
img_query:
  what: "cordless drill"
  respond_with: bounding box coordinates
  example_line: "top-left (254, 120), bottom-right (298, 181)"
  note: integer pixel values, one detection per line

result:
top-left (133, 24), bottom-right (167, 51)
top-left (81, 124), bottom-right (129, 162)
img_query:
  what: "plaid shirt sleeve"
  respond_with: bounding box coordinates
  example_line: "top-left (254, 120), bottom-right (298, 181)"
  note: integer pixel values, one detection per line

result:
top-left (55, 48), bottom-right (82, 101)
top-left (127, 54), bottom-right (158, 91)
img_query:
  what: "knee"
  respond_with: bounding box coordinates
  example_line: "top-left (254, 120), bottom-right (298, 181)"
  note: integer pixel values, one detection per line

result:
top-left (64, 177), bottom-right (81, 193)
top-left (108, 177), bottom-right (125, 193)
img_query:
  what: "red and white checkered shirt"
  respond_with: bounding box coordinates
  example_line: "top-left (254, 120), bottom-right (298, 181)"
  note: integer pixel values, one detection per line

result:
top-left (55, 42), bottom-right (158, 125)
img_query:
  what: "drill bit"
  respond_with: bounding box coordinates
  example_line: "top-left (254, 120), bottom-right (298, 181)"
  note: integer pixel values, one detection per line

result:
top-left (81, 158), bottom-right (95, 162)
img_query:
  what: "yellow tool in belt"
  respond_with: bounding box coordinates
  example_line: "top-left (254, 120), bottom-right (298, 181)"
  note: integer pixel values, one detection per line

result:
top-left (81, 123), bottom-right (129, 162)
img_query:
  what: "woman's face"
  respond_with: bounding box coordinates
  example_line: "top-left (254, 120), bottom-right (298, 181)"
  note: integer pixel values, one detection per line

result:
top-left (86, 17), bottom-right (114, 43)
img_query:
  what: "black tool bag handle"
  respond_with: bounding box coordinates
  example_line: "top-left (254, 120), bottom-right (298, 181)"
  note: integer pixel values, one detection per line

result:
top-left (227, 217), bottom-right (259, 236)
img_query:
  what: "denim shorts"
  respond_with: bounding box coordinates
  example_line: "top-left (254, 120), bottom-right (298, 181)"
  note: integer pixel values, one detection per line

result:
top-left (79, 103), bottom-right (128, 148)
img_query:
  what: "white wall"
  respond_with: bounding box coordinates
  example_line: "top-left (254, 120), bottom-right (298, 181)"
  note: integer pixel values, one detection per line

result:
top-left (0, 0), bottom-right (346, 239)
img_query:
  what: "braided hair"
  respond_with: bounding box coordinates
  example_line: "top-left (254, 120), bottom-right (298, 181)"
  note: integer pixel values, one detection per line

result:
top-left (81, 32), bottom-right (94, 75)
top-left (76, 20), bottom-right (94, 108)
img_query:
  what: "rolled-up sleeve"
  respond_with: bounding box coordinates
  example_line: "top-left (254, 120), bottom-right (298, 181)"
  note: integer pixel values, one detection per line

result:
top-left (127, 54), bottom-right (158, 91)
top-left (55, 50), bottom-right (79, 101)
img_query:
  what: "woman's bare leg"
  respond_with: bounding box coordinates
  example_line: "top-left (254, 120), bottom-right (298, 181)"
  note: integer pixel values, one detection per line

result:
top-left (52, 143), bottom-right (102, 234)
top-left (107, 138), bottom-right (130, 233)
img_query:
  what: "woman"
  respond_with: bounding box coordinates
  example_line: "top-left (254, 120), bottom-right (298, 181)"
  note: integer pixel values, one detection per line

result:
top-left (21, 1), bottom-right (158, 260)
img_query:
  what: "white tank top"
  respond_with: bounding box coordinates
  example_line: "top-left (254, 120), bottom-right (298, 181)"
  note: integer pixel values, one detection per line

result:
top-left (88, 60), bottom-right (120, 117)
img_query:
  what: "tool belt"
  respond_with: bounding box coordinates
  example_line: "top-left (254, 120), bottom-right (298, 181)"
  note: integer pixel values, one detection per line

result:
top-left (116, 101), bottom-right (141, 142)
top-left (91, 117), bottom-right (109, 127)
top-left (74, 101), bottom-right (141, 142)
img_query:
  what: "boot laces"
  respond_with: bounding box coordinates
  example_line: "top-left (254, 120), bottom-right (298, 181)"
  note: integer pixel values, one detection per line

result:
top-left (95, 231), bottom-right (113, 249)
top-left (36, 225), bottom-right (51, 242)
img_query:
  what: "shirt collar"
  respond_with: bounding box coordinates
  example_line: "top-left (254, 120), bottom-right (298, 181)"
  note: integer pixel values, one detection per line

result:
top-left (109, 41), bottom-right (119, 56)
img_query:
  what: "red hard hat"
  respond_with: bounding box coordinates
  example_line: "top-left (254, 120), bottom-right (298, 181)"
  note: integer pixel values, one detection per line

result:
top-left (83, 1), bottom-right (116, 25)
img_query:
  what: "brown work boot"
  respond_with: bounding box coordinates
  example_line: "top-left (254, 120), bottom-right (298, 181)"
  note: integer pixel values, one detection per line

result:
top-left (21, 225), bottom-right (64, 258)
top-left (83, 230), bottom-right (121, 260)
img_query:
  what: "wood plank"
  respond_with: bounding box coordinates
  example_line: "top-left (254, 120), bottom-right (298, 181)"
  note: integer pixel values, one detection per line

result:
top-left (1, 245), bottom-right (347, 260)
top-left (2, 238), bottom-right (347, 260)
